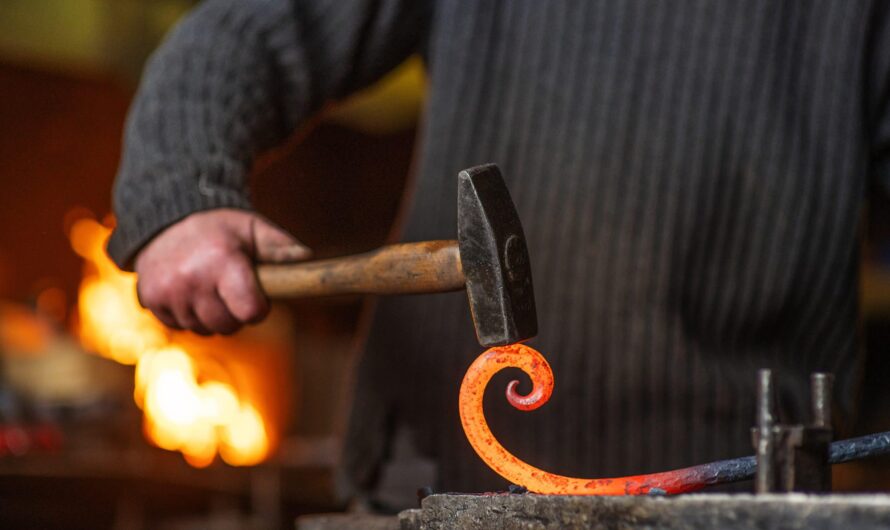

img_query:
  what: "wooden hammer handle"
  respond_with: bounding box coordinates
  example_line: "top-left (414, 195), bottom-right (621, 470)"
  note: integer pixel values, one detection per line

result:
top-left (257, 240), bottom-right (464, 297)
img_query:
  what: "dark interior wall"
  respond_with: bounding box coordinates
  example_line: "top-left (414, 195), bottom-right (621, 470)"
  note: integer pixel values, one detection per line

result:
top-left (253, 124), bottom-right (415, 259)
top-left (0, 61), bottom-right (415, 443)
top-left (0, 64), bottom-right (129, 304)
top-left (0, 61), bottom-right (413, 306)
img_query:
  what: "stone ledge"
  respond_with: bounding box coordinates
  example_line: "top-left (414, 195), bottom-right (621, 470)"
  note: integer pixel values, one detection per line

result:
top-left (410, 493), bottom-right (890, 530)
top-left (296, 494), bottom-right (890, 529)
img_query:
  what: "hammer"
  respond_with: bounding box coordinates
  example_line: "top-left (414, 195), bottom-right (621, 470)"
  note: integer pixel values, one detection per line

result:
top-left (257, 164), bottom-right (537, 347)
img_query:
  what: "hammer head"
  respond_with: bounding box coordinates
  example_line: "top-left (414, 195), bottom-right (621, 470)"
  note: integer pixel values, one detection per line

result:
top-left (458, 164), bottom-right (538, 347)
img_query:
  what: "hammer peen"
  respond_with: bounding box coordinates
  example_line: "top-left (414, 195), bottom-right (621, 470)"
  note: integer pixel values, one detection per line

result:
top-left (257, 164), bottom-right (537, 347)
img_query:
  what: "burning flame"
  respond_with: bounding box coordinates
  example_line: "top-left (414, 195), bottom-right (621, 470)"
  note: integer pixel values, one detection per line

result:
top-left (459, 344), bottom-right (722, 495)
top-left (69, 217), bottom-right (271, 467)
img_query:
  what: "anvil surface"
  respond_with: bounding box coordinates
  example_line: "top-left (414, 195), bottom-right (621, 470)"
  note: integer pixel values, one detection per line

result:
top-left (297, 493), bottom-right (890, 530)
top-left (401, 493), bottom-right (890, 530)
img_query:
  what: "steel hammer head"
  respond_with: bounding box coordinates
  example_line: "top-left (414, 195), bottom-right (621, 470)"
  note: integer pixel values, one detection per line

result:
top-left (458, 164), bottom-right (537, 346)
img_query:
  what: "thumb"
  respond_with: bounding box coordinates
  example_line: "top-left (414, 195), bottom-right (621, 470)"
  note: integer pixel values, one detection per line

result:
top-left (249, 216), bottom-right (312, 263)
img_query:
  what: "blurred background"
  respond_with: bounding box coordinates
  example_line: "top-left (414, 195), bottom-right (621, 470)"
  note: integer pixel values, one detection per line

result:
top-left (0, 1), bottom-right (424, 528)
top-left (0, 1), bottom-right (889, 529)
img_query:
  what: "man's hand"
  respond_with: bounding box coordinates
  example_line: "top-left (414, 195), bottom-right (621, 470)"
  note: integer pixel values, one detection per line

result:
top-left (134, 208), bottom-right (311, 335)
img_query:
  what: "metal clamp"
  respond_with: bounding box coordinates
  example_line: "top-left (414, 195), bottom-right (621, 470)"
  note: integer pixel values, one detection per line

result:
top-left (752, 370), bottom-right (833, 493)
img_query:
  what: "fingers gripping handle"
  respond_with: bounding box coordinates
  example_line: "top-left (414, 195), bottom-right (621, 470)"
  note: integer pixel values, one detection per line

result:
top-left (257, 240), bottom-right (465, 297)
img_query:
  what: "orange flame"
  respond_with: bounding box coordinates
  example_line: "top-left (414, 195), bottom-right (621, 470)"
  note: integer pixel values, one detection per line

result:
top-left (69, 217), bottom-right (271, 467)
top-left (460, 344), bottom-right (712, 495)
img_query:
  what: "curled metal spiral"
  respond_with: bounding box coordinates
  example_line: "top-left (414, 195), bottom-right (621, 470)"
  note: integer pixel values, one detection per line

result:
top-left (459, 344), bottom-right (734, 495)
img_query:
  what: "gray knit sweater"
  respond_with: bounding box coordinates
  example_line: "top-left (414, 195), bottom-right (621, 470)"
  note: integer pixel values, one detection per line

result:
top-left (110, 0), bottom-right (890, 495)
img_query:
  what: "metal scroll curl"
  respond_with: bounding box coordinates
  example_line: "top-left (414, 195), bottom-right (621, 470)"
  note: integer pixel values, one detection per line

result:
top-left (458, 344), bottom-right (731, 495)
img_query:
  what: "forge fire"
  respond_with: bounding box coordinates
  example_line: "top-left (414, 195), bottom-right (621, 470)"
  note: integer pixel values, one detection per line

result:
top-left (70, 217), bottom-right (271, 467)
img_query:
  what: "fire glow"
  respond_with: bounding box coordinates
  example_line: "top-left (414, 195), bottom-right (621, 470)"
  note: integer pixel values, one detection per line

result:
top-left (69, 217), bottom-right (270, 468)
top-left (459, 344), bottom-right (724, 495)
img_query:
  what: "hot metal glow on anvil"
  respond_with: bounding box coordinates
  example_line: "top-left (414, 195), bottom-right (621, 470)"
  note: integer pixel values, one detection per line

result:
top-left (458, 343), bottom-right (890, 495)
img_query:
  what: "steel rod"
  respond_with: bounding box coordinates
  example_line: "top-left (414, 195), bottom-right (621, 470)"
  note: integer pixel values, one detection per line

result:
top-left (754, 369), bottom-right (776, 493)
top-left (676, 430), bottom-right (890, 490)
top-left (811, 373), bottom-right (834, 429)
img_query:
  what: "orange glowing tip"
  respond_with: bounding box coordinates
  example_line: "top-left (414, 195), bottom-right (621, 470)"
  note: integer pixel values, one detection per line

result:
top-left (459, 344), bottom-right (723, 495)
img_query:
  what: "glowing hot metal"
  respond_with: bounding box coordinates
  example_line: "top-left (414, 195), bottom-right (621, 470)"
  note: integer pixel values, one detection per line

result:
top-left (460, 344), bottom-right (736, 495)
top-left (460, 344), bottom-right (890, 495)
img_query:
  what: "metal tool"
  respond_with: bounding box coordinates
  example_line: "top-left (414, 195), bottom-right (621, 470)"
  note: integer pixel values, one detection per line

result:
top-left (257, 164), bottom-right (537, 347)
top-left (752, 370), bottom-right (833, 493)
top-left (654, 370), bottom-right (890, 493)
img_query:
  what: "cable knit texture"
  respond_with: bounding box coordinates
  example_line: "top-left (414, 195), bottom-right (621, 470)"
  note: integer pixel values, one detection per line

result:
top-left (112, 0), bottom-right (890, 496)
top-left (109, 0), bottom-right (428, 267)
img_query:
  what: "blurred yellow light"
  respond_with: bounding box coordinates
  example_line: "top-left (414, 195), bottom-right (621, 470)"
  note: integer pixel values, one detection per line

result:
top-left (70, 216), bottom-right (272, 467)
top-left (201, 381), bottom-right (240, 425)
top-left (220, 405), bottom-right (269, 467)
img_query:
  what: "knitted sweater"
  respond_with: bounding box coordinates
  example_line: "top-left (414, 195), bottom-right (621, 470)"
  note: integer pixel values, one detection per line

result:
top-left (110, 0), bottom-right (890, 495)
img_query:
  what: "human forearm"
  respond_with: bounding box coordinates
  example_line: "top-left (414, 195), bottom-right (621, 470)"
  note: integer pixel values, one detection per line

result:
top-left (108, 0), bottom-right (313, 269)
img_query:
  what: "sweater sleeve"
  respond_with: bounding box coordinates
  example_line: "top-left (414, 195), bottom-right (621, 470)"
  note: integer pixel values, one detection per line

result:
top-left (107, 0), bottom-right (430, 269)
